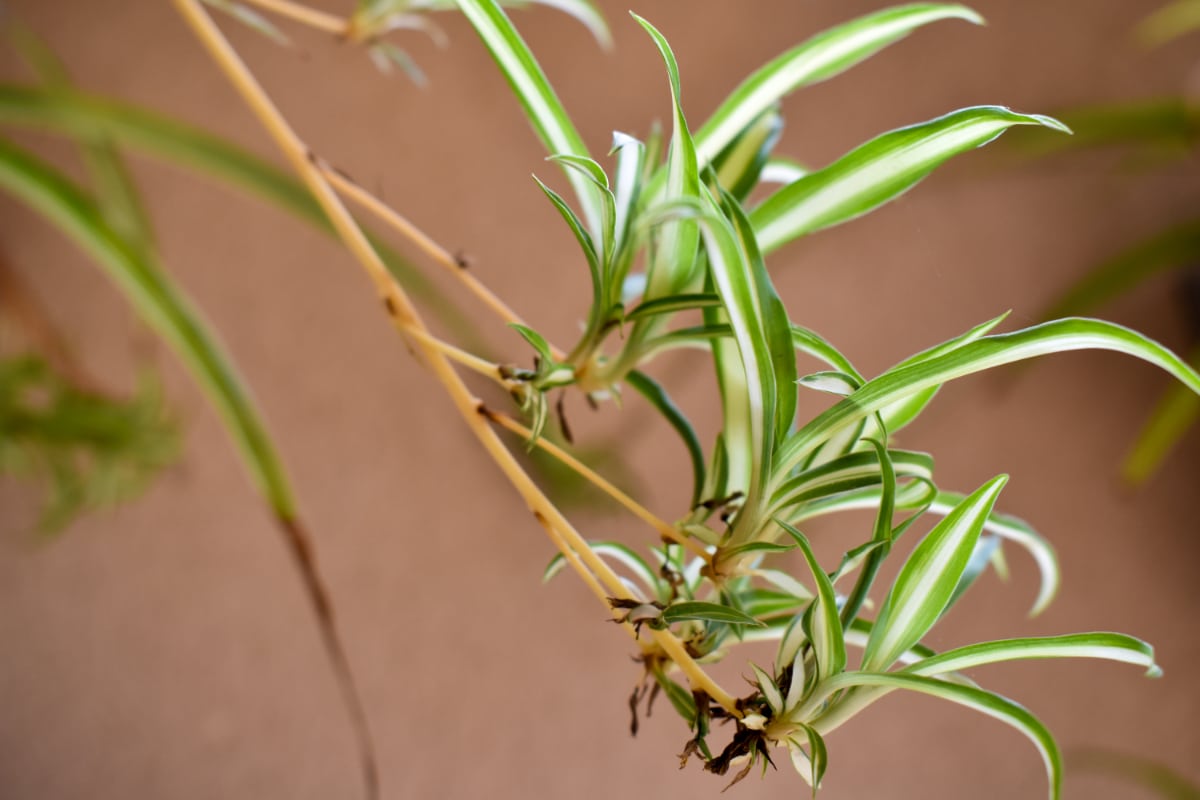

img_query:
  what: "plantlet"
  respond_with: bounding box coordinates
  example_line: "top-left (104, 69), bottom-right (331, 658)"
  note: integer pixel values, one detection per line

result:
top-left (3, 2), bottom-right (1198, 798)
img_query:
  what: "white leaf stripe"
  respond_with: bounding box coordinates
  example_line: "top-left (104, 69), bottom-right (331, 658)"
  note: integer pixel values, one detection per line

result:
top-left (453, 0), bottom-right (604, 234)
top-left (902, 633), bottom-right (1160, 679)
top-left (751, 106), bottom-right (1067, 254)
top-left (693, 4), bottom-right (982, 167)
top-left (774, 318), bottom-right (1200, 479)
top-left (862, 476), bottom-right (1006, 672)
top-left (931, 491), bottom-right (1060, 616)
top-left (811, 671), bottom-right (1063, 800)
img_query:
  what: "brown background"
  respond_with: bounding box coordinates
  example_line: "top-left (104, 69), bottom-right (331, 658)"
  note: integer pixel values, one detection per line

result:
top-left (1, 1), bottom-right (1197, 798)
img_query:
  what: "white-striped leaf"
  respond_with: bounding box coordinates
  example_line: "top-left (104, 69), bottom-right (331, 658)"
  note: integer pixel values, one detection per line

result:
top-left (811, 671), bottom-right (1063, 799)
top-left (931, 491), bottom-right (1059, 616)
top-left (687, 4), bottom-right (984, 180)
top-left (453, 0), bottom-right (604, 234)
top-left (751, 663), bottom-right (784, 715)
top-left (862, 475), bottom-right (1007, 672)
top-left (751, 106), bottom-right (1069, 254)
top-left (903, 632), bottom-right (1160, 679)
top-left (779, 522), bottom-right (847, 680)
top-left (774, 318), bottom-right (1200, 479)
top-left (542, 541), bottom-right (665, 601)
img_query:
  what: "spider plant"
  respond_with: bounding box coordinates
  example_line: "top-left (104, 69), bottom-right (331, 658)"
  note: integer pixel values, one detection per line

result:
top-left (7, 0), bottom-right (1200, 798)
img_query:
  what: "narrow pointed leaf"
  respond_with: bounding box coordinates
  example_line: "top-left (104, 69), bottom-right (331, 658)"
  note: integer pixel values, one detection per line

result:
top-left (752, 106), bottom-right (1069, 254)
top-left (0, 85), bottom-right (472, 337)
top-left (862, 475), bottom-right (1007, 672)
top-left (931, 492), bottom-right (1058, 617)
top-left (779, 522), bottom-right (846, 679)
top-left (751, 663), bottom-right (784, 714)
top-left (626, 369), bottom-right (706, 507)
top-left (633, 14), bottom-right (702, 299)
top-left (624, 293), bottom-right (722, 322)
top-left (903, 633), bottom-right (1161, 679)
top-left (0, 137), bottom-right (296, 517)
top-left (661, 601), bottom-right (765, 627)
top-left (542, 540), bottom-right (664, 600)
top-left (813, 671), bottom-right (1062, 799)
top-left (774, 318), bottom-right (1200, 478)
top-left (688, 4), bottom-right (985, 177)
top-left (1123, 347), bottom-right (1200, 484)
top-left (452, 0), bottom-right (603, 233)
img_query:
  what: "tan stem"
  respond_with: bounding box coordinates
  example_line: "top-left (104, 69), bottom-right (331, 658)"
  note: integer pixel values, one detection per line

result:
top-left (321, 164), bottom-right (565, 360)
top-left (173, 0), bottom-right (739, 720)
top-left (237, 0), bottom-right (347, 34)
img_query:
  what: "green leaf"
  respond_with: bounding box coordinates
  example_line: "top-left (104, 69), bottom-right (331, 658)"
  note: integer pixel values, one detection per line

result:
top-left (778, 522), bottom-right (846, 680)
top-left (866, 312), bottom-right (1011, 437)
top-left (721, 540), bottom-right (795, 559)
top-left (624, 293), bottom-right (722, 322)
top-left (902, 632), bottom-right (1161, 679)
top-left (608, 131), bottom-right (645, 276)
top-left (533, 175), bottom-right (602, 304)
top-left (1138, 0), bottom-right (1200, 47)
top-left (930, 491), bottom-right (1059, 616)
top-left (509, 322), bottom-right (555, 362)
top-left (452, 0), bottom-right (603, 234)
top-left (633, 14), bottom-right (702, 300)
top-left (1041, 222), bottom-right (1200, 320)
top-left (752, 106), bottom-right (1069, 254)
top-left (811, 671), bottom-right (1063, 800)
top-left (751, 662), bottom-right (784, 714)
top-left (662, 601), bottom-right (765, 627)
top-left (7, 26), bottom-right (156, 259)
top-left (774, 318), bottom-right (1200, 479)
top-left (761, 157), bottom-right (810, 185)
top-left (710, 107), bottom-right (783, 201)
top-left (1123, 345), bottom-right (1200, 485)
top-left (862, 475), bottom-right (1007, 672)
top-left (0, 136), bottom-right (297, 519)
top-left (688, 4), bottom-right (984, 178)
top-left (787, 725), bottom-right (828, 792)
top-left (791, 325), bottom-right (862, 379)
top-left (650, 667), bottom-right (697, 726)
top-left (0, 85), bottom-right (474, 341)
top-left (770, 448), bottom-right (934, 516)
top-left (626, 369), bottom-right (706, 508)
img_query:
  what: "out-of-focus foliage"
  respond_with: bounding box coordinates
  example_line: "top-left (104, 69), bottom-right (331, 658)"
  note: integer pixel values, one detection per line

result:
top-left (0, 355), bottom-right (179, 533)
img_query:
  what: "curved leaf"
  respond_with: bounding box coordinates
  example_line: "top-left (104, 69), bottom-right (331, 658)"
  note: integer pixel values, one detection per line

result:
top-left (862, 475), bottom-right (1007, 672)
top-left (752, 106), bottom-right (1069, 254)
top-left (903, 632), bottom-right (1160, 679)
top-left (774, 318), bottom-right (1200, 477)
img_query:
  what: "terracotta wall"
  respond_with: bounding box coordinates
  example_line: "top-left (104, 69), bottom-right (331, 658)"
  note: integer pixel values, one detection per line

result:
top-left (0, 1), bottom-right (1196, 798)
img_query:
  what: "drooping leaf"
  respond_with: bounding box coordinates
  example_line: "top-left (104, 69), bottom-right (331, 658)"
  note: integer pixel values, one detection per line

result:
top-left (902, 632), bottom-right (1161, 679)
top-left (1123, 345), bottom-right (1200, 484)
top-left (810, 671), bottom-right (1063, 799)
top-left (0, 136), bottom-right (298, 518)
top-left (626, 369), bottom-right (706, 508)
top-left (774, 318), bottom-right (1200, 477)
top-left (0, 85), bottom-right (473, 339)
